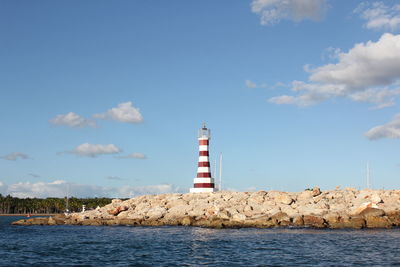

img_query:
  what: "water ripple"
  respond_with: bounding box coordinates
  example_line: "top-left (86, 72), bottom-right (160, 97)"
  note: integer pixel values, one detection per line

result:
top-left (2, 217), bottom-right (400, 266)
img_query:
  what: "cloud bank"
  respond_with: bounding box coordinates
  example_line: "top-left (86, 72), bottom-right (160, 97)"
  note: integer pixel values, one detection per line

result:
top-left (1, 152), bottom-right (30, 161)
top-left (0, 180), bottom-right (180, 198)
top-left (245, 79), bottom-right (267, 89)
top-left (355, 2), bottom-right (400, 32)
top-left (49, 112), bottom-right (97, 128)
top-left (67, 143), bottom-right (122, 157)
top-left (251, 0), bottom-right (328, 26)
top-left (269, 33), bottom-right (400, 108)
top-left (115, 153), bottom-right (147, 159)
top-left (94, 102), bottom-right (143, 124)
top-left (245, 80), bottom-right (258, 88)
top-left (365, 114), bottom-right (400, 140)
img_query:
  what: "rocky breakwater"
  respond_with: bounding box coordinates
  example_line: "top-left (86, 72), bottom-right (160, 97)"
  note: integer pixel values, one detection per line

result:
top-left (12, 188), bottom-right (400, 229)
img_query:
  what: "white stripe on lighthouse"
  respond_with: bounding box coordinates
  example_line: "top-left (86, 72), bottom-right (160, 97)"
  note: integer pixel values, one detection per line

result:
top-left (198, 156), bottom-right (209, 162)
top-left (199, 145), bottom-right (208, 151)
top-left (194, 178), bottom-right (215, 183)
top-left (197, 167), bottom-right (210, 173)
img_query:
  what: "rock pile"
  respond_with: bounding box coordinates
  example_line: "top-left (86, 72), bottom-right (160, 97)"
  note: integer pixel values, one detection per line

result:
top-left (12, 187), bottom-right (400, 229)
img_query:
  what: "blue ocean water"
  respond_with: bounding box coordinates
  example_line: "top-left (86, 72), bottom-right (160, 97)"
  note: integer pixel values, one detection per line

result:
top-left (1, 216), bottom-right (400, 266)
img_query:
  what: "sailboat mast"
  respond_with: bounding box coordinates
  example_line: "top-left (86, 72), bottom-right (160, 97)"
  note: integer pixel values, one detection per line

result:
top-left (213, 159), bottom-right (217, 179)
top-left (66, 183), bottom-right (70, 212)
top-left (367, 162), bottom-right (371, 189)
top-left (219, 153), bottom-right (222, 191)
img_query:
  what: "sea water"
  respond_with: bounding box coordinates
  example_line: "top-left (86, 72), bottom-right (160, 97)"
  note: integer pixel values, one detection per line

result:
top-left (1, 216), bottom-right (400, 266)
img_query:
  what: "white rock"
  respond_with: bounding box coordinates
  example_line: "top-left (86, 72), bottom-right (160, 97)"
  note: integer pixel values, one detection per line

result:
top-left (269, 192), bottom-right (293, 205)
top-left (232, 213), bottom-right (247, 222)
top-left (370, 194), bottom-right (382, 204)
top-left (146, 207), bottom-right (167, 220)
top-left (350, 202), bottom-right (379, 215)
top-left (297, 191), bottom-right (313, 202)
top-left (280, 205), bottom-right (299, 217)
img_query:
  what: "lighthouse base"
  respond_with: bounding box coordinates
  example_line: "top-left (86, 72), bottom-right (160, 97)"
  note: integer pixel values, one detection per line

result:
top-left (190, 187), bottom-right (218, 193)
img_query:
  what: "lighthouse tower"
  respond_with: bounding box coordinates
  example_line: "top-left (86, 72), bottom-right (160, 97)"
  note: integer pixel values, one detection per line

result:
top-left (190, 123), bottom-right (217, 193)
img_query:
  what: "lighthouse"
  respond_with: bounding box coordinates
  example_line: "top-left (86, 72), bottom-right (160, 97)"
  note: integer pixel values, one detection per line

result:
top-left (190, 123), bottom-right (218, 193)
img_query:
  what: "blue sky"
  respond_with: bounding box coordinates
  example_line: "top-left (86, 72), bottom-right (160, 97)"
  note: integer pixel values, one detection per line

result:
top-left (1, 0), bottom-right (400, 197)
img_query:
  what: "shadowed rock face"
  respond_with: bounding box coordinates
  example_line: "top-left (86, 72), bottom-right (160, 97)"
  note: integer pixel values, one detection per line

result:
top-left (11, 188), bottom-right (400, 229)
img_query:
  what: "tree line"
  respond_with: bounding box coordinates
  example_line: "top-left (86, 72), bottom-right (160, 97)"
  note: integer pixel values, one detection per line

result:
top-left (0, 194), bottom-right (117, 214)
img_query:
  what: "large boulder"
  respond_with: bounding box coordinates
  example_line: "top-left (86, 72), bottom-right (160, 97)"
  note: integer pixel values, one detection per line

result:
top-left (280, 205), bottom-right (299, 218)
top-left (370, 194), bottom-right (383, 204)
top-left (297, 190), bottom-right (313, 203)
top-left (359, 207), bottom-right (385, 218)
top-left (386, 211), bottom-right (400, 226)
top-left (232, 213), bottom-right (247, 222)
top-left (323, 213), bottom-right (340, 228)
top-left (345, 216), bottom-right (366, 229)
top-left (269, 192), bottom-right (293, 205)
top-left (271, 212), bottom-right (291, 226)
top-left (146, 207), bottom-right (167, 220)
top-left (366, 216), bottom-right (391, 228)
top-left (351, 202), bottom-right (379, 215)
top-left (12, 217), bottom-right (49, 225)
top-left (292, 216), bottom-right (304, 226)
top-left (303, 215), bottom-right (326, 228)
top-left (108, 205), bottom-right (129, 216)
top-left (81, 219), bottom-right (104, 226)
top-left (247, 191), bottom-right (267, 205)
top-left (312, 187), bottom-right (322, 197)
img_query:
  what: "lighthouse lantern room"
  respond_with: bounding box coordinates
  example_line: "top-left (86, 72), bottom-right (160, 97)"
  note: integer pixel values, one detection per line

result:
top-left (190, 123), bottom-right (217, 193)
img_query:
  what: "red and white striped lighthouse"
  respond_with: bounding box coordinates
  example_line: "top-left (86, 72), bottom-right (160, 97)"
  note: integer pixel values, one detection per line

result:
top-left (190, 123), bottom-right (217, 193)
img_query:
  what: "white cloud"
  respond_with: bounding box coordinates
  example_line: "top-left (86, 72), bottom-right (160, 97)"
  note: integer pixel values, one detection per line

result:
top-left (68, 143), bottom-right (122, 157)
top-left (245, 79), bottom-right (267, 89)
top-left (269, 33), bottom-right (400, 108)
top-left (245, 79), bottom-right (258, 88)
top-left (349, 88), bottom-right (400, 109)
top-left (251, 0), bottom-right (328, 26)
top-left (93, 102), bottom-right (143, 124)
top-left (365, 114), bottom-right (400, 140)
top-left (274, 82), bottom-right (288, 88)
top-left (355, 2), bottom-right (400, 32)
top-left (309, 33), bottom-right (400, 89)
top-left (1, 152), bottom-right (30, 161)
top-left (116, 153), bottom-right (147, 159)
top-left (49, 112), bottom-right (97, 128)
top-left (269, 86), bottom-right (329, 106)
top-left (0, 180), bottom-right (180, 198)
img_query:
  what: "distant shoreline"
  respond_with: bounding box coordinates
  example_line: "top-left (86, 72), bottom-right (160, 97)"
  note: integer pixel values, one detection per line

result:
top-left (0, 214), bottom-right (57, 217)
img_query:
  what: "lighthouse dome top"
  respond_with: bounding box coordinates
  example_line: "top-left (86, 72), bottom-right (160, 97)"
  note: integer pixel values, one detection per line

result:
top-left (198, 122), bottom-right (211, 139)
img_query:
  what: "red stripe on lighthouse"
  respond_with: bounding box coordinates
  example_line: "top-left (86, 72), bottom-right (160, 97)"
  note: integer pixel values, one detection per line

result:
top-left (197, 172), bottom-right (212, 178)
top-left (194, 183), bottom-right (215, 188)
top-left (199, 151), bottom-right (209, 156)
top-left (198, 162), bottom-right (210, 167)
top-left (199, 140), bottom-right (209, 145)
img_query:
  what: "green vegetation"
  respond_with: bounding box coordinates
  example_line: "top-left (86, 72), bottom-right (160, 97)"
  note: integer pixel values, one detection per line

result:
top-left (0, 194), bottom-right (115, 214)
